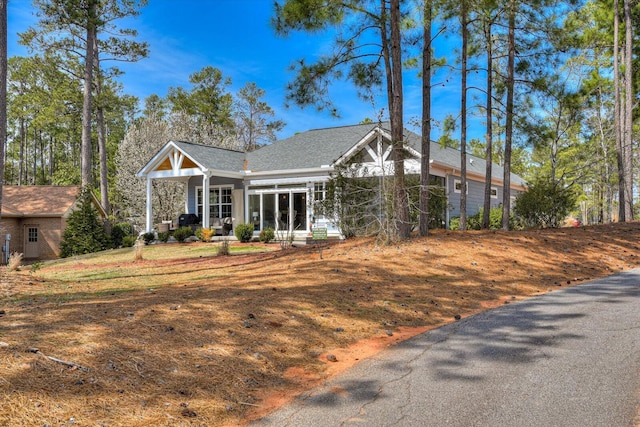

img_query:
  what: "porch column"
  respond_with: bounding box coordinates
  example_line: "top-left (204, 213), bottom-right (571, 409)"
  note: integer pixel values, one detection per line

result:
top-left (146, 177), bottom-right (153, 232)
top-left (202, 174), bottom-right (210, 229)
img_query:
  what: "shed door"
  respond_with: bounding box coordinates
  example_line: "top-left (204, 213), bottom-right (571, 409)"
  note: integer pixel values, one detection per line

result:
top-left (24, 226), bottom-right (40, 259)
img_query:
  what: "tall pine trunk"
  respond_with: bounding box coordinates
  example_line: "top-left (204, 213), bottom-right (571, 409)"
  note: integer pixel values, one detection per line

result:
top-left (389, 0), bottom-right (410, 240)
top-left (482, 18), bottom-right (493, 230)
top-left (613, 0), bottom-right (625, 222)
top-left (0, 0), bottom-right (6, 220)
top-left (94, 43), bottom-right (110, 214)
top-left (419, 0), bottom-right (432, 237)
top-left (459, 0), bottom-right (468, 231)
top-left (81, 0), bottom-right (97, 187)
top-left (18, 119), bottom-right (24, 185)
top-left (502, 0), bottom-right (515, 230)
top-left (623, 0), bottom-right (633, 220)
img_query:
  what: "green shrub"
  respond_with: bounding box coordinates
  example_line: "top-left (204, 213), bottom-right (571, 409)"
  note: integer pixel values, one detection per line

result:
top-left (157, 231), bottom-right (170, 243)
top-left (234, 223), bottom-right (254, 242)
top-left (142, 232), bottom-right (155, 245)
top-left (110, 222), bottom-right (134, 248)
top-left (259, 227), bottom-right (275, 243)
top-left (450, 206), bottom-right (511, 230)
top-left (60, 187), bottom-right (108, 258)
top-left (173, 226), bottom-right (193, 243)
top-left (514, 179), bottom-right (577, 228)
top-left (449, 217), bottom-right (461, 230)
top-left (122, 235), bottom-right (137, 247)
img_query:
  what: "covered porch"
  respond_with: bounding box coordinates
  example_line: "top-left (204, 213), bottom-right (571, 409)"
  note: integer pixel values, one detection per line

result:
top-left (137, 141), bottom-right (246, 234)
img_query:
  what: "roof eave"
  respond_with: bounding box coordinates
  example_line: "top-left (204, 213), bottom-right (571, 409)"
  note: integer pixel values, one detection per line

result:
top-left (245, 166), bottom-right (332, 177)
top-left (137, 141), bottom-right (208, 177)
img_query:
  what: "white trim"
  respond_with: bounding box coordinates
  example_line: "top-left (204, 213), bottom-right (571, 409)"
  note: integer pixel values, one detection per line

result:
top-left (196, 184), bottom-right (234, 223)
top-left (202, 175), bottom-right (210, 228)
top-left (145, 177), bottom-right (153, 232)
top-left (138, 141), bottom-right (206, 177)
top-left (491, 187), bottom-right (498, 199)
top-left (333, 128), bottom-right (379, 166)
top-left (454, 179), bottom-right (468, 194)
top-left (146, 167), bottom-right (204, 179)
top-left (244, 166), bottom-right (332, 177)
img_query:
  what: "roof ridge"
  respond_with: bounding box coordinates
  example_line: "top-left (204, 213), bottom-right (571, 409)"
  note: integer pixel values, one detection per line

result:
top-left (304, 121), bottom-right (385, 133)
top-left (172, 140), bottom-right (245, 154)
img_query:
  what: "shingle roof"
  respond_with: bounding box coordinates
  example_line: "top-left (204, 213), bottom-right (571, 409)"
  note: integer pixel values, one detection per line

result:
top-left (172, 141), bottom-right (246, 173)
top-left (246, 122), bottom-right (526, 186)
top-left (246, 123), bottom-right (378, 171)
top-left (402, 129), bottom-right (527, 187)
top-left (142, 123), bottom-right (525, 187)
top-left (1, 186), bottom-right (81, 217)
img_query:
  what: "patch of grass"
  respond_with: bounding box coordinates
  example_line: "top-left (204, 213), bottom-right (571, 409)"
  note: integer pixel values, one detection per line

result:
top-left (25, 242), bottom-right (275, 293)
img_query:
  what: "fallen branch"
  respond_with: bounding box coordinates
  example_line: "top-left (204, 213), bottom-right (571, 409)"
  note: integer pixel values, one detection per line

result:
top-left (238, 402), bottom-right (261, 407)
top-left (27, 347), bottom-right (90, 372)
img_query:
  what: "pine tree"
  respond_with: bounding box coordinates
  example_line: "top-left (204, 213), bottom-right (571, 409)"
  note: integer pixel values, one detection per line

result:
top-left (60, 187), bottom-right (107, 257)
top-left (273, 0), bottom-right (411, 241)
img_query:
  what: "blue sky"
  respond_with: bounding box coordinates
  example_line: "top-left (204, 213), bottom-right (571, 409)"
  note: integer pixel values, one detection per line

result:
top-left (7, 0), bottom-right (471, 141)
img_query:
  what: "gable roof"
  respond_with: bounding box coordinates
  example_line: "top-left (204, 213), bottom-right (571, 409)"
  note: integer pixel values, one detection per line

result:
top-left (138, 123), bottom-right (526, 188)
top-left (172, 141), bottom-right (246, 173)
top-left (247, 122), bottom-right (526, 187)
top-left (1, 186), bottom-right (106, 218)
top-left (137, 140), bottom-right (246, 178)
top-left (246, 123), bottom-right (378, 171)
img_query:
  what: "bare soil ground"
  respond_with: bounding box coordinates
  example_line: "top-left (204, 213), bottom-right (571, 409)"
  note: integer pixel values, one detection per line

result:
top-left (1, 222), bottom-right (639, 426)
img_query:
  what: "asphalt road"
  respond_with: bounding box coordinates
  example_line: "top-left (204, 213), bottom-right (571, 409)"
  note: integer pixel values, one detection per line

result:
top-left (251, 269), bottom-right (640, 427)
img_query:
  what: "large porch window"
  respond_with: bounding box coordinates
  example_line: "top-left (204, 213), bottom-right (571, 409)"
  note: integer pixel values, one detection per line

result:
top-left (197, 186), bottom-right (233, 220)
top-left (247, 187), bottom-right (309, 232)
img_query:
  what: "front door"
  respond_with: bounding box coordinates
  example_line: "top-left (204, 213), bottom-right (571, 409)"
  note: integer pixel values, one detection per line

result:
top-left (24, 225), bottom-right (39, 259)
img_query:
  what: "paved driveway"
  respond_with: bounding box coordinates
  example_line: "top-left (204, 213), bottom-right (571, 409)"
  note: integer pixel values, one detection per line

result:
top-left (251, 269), bottom-right (640, 427)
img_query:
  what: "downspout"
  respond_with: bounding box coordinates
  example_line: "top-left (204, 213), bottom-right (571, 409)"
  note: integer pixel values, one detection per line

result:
top-left (445, 173), bottom-right (450, 228)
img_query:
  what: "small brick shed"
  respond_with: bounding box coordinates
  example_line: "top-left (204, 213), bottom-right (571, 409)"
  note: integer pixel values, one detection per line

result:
top-left (0, 186), bottom-right (106, 261)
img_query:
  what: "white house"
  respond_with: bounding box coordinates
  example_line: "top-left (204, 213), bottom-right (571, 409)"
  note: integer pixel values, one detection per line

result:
top-left (137, 122), bottom-right (527, 238)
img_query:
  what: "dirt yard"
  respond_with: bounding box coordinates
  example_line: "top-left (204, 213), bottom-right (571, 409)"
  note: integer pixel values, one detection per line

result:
top-left (1, 222), bottom-right (639, 426)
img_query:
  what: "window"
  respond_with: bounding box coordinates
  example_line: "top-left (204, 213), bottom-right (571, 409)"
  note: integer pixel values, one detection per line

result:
top-left (28, 227), bottom-right (38, 243)
top-left (197, 186), bottom-right (233, 219)
top-left (454, 179), bottom-right (468, 194)
top-left (491, 187), bottom-right (498, 199)
top-left (314, 182), bottom-right (326, 203)
top-left (314, 183), bottom-right (326, 217)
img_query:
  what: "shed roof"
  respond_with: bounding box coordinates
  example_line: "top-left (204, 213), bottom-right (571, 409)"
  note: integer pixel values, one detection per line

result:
top-left (1, 186), bottom-right (106, 218)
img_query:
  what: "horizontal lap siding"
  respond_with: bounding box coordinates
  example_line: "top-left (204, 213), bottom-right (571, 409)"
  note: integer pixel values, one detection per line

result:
top-left (187, 177), bottom-right (244, 216)
top-left (448, 177), bottom-right (505, 218)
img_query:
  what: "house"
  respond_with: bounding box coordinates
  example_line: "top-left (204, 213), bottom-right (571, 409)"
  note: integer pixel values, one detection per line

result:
top-left (0, 186), bottom-right (107, 261)
top-left (137, 123), bottom-right (527, 238)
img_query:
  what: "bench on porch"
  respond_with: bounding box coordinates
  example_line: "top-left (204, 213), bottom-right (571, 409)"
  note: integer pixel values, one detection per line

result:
top-left (210, 217), bottom-right (233, 235)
